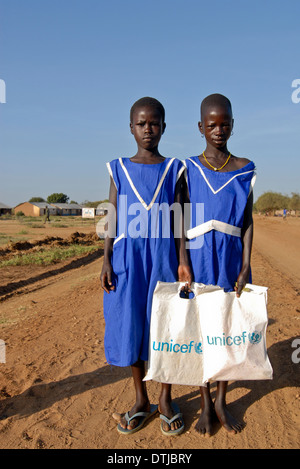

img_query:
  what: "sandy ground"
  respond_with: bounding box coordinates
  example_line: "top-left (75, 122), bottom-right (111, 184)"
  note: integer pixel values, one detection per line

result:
top-left (0, 215), bottom-right (299, 450)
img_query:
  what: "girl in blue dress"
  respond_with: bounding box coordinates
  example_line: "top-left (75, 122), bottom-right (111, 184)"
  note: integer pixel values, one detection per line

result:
top-left (100, 97), bottom-right (191, 435)
top-left (185, 94), bottom-right (256, 436)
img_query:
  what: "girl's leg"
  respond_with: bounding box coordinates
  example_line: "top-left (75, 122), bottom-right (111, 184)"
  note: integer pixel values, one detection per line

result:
top-left (159, 383), bottom-right (183, 432)
top-left (118, 359), bottom-right (151, 430)
top-left (195, 383), bottom-right (215, 436)
top-left (214, 381), bottom-right (243, 433)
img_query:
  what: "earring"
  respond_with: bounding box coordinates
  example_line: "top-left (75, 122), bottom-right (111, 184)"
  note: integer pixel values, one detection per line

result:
top-left (231, 131), bottom-right (234, 136)
top-left (201, 134), bottom-right (204, 138)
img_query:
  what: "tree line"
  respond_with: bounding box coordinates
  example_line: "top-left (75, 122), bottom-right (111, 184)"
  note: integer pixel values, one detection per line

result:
top-left (29, 194), bottom-right (108, 207)
top-left (254, 192), bottom-right (300, 215)
top-left (29, 192), bottom-right (300, 216)
top-left (29, 194), bottom-right (71, 204)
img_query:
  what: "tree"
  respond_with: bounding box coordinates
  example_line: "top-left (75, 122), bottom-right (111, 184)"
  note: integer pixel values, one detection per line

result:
top-left (289, 192), bottom-right (300, 215)
top-left (255, 191), bottom-right (288, 215)
top-left (47, 193), bottom-right (69, 204)
top-left (29, 197), bottom-right (45, 202)
top-left (82, 199), bottom-right (109, 208)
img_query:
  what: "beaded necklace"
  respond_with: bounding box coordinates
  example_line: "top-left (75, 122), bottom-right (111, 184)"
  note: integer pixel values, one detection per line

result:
top-left (203, 151), bottom-right (231, 171)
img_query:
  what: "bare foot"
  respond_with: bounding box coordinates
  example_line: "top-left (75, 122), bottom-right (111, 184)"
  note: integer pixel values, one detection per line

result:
top-left (195, 403), bottom-right (215, 437)
top-left (214, 400), bottom-right (244, 434)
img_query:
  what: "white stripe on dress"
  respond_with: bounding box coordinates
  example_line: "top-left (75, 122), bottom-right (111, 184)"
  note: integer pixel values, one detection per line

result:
top-left (187, 219), bottom-right (241, 239)
top-left (187, 158), bottom-right (255, 195)
top-left (119, 157), bottom-right (175, 211)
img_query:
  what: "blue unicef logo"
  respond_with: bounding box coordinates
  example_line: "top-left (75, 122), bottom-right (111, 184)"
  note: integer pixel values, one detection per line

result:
top-left (194, 342), bottom-right (203, 354)
top-left (248, 331), bottom-right (262, 345)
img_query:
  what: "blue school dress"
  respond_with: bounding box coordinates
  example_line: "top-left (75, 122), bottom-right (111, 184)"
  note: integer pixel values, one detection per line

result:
top-left (185, 156), bottom-right (256, 292)
top-left (104, 157), bottom-right (185, 367)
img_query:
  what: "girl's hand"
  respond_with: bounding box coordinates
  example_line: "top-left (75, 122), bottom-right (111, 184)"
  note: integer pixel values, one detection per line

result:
top-left (178, 264), bottom-right (192, 289)
top-left (100, 262), bottom-right (115, 293)
top-left (234, 268), bottom-right (250, 297)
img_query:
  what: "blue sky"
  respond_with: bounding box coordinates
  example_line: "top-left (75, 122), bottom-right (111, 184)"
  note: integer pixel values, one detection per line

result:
top-left (1, 0), bottom-right (299, 206)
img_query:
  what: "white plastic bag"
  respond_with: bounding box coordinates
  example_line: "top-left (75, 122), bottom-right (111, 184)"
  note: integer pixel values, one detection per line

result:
top-left (144, 281), bottom-right (206, 386)
top-left (198, 284), bottom-right (273, 382)
top-left (144, 282), bottom-right (273, 385)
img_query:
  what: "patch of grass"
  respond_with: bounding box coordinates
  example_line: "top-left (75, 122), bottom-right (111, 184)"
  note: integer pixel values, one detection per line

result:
top-left (0, 233), bottom-right (9, 245)
top-left (0, 315), bottom-right (9, 325)
top-left (0, 234), bottom-right (28, 245)
top-left (16, 215), bottom-right (99, 226)
top-left (18, 216), bottom-right (37, 223)
top-left (0, 244), bottom-right (100, 267)
top-left (30, 223), bottom-right (46, 229)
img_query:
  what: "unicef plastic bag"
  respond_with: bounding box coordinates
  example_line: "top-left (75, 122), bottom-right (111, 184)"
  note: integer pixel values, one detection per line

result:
top-left (144, 281), bottom-right (207, 386)
top-left (144, 282), bottom-right (273, 386)
top-left (198, 284), bottom-right (273, 382)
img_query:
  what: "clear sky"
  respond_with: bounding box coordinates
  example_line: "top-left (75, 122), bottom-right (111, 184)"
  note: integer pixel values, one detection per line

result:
top-left (1, 0), bottom-right (299, 207)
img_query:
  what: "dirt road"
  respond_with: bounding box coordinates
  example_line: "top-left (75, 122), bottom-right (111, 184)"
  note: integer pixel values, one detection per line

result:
top-left (0, 216), bottom-right (299, 449)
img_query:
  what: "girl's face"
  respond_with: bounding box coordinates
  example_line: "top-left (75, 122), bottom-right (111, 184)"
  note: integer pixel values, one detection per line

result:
top-left (199, 105), bottom-right (234, 150)
top-left (130, 105), bottom-right (165, 150)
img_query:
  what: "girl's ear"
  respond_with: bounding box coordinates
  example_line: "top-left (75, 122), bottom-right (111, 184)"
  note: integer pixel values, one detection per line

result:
top-left (198, 121), bottom-right (204, 136)
top-left (162, 122), bottom-right (166, 134)
top-left (130, 122), bottom-right (134, 134)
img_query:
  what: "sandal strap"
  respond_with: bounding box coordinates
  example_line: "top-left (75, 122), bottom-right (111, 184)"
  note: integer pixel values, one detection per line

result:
top-left (124, 411), bottom-right (149, 424)
top-left (160, 412), bottom-right (183, 426)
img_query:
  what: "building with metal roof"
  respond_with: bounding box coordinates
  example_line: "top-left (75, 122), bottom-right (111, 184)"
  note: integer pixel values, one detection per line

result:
top-left (0, 202), bottom-right (12, 215)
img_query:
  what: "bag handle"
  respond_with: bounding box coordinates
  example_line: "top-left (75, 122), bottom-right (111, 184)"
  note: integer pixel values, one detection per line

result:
top-left (177, 282), bottom-right (222, 299)
top-left (178, 282), bottom-right (195, 299)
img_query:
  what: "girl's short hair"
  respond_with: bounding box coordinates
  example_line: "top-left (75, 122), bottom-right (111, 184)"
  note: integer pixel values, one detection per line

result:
top-left (130, 97), bottom-right (165, 123)
top-left (200, 94), bottom-right (232, 120)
